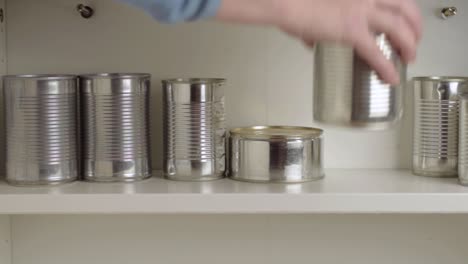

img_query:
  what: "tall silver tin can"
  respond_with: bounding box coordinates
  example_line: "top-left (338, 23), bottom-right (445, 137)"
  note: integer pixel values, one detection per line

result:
top-left (459, 94), bottom-right (468, 185)
top-left (413, 77), bottom-right (468, 177)
top-left (313, 34), bottom-right (406, 130)
top-left (4, 74), bottom-right (78, 186)
top-left (80, 73), bottom-right (152, 182)
top-left (163, 78), bottom-right (226, 181)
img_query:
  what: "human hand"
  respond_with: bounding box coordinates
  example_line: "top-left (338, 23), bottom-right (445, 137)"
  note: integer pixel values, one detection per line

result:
top-left (277, 0), bottom-right (421, 84)
top-left (218, 0), bottom-right (422, 85)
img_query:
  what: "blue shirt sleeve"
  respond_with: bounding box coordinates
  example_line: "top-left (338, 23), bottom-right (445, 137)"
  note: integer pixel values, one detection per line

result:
top-left (119, 0), bottom-right (222, 23)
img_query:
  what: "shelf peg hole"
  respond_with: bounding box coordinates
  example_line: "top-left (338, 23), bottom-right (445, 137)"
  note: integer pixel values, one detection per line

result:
top-left (77, 4), bottom-right (94, 19)
top-left (441, 7), bottom-right (458, 19)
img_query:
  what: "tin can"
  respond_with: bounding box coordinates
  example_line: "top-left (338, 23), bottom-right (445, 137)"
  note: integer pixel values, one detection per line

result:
top-left (313, 34), bottom-right (406, 130)
top-left (459, 94), bottom-right (468, 185)
top-left (229, 126), bottom-right (324, 183)
top-left (163, 78), bottom-right (226, 181)
top-left (80, 73), bottom-right (152, 182)
top-left (413, 76), bottom-right (468, 177)
top-left (4, 74), bottom-right (78, 185)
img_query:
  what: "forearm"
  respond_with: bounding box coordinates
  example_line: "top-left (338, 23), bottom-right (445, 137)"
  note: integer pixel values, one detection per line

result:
top-left (216, 0), bottom-right (282, 26)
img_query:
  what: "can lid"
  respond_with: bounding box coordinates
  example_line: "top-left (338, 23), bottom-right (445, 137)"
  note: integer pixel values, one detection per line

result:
top-left (3, 74), bottom-right (77, 80)
top-left (162, 78), bottom-right (226, 85)
top-left (230, 126), bottom-right (323, 140)
top-left (79, 73), bottom-right (151, 79)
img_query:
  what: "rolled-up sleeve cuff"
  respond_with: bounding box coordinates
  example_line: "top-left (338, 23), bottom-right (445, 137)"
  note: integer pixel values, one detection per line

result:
top-left (120, 0), bottom-right (222, 23)
top-left (197, 0), bottom-right (222, 21)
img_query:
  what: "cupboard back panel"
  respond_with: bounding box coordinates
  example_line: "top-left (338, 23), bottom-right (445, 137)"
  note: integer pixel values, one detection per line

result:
top-left (6, 0), bottom-right (468, 169)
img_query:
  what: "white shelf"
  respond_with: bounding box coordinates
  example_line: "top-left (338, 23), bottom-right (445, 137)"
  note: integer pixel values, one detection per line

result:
top-left (0, 169), bottom-right (468, 214)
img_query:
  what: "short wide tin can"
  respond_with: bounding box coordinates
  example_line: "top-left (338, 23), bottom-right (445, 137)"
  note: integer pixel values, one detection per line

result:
top-left (229, 126), bottom-right (324, 183)
top-left (4, 74), bottom-right (79, 186)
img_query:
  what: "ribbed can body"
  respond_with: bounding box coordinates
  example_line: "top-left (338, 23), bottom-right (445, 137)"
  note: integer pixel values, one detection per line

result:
top-left (413, 77), bottom-right (468, 177)
top-left (4, 75), bottom-right (78, 185)
top-left (313, 34), bottom-right (406, 130)
top-left (163, 78), bottom-right (226, 181)
top-left (80, 73), bottom-right (152, 182)
top-left (459, 95), bottom-right (468, 185)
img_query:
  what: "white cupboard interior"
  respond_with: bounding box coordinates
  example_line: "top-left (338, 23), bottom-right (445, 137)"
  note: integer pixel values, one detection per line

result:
top-left (1, 1), bottom-right (468, 263)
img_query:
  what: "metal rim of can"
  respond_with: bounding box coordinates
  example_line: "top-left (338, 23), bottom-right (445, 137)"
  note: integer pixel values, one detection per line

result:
top-left (79, 73), bottom-right (151, 79)
top-left (3, 74), bottom-right (77, 80)
top-left (162, 78), bottom-right (226, 85)
top-left (230, 126), bottom-right (323, 141)
top-left (413, 76), bottom-right (468, 82)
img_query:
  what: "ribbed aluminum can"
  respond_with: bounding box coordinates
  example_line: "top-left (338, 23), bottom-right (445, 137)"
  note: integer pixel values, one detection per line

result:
top-left (313, 34), bottom-right (406, 130)
top-left (80, 73), bottom-right (152, 182)
top-left (459, 95), bottom-right (468, 185)
top-left (4, 74), bottom-right (78, 186)
top-left (229, 126), bottom-right (324, 183)
top-left (163, 78), bottom-right (226, 181)
top-left (413, 77), bottom-right (468, 177)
